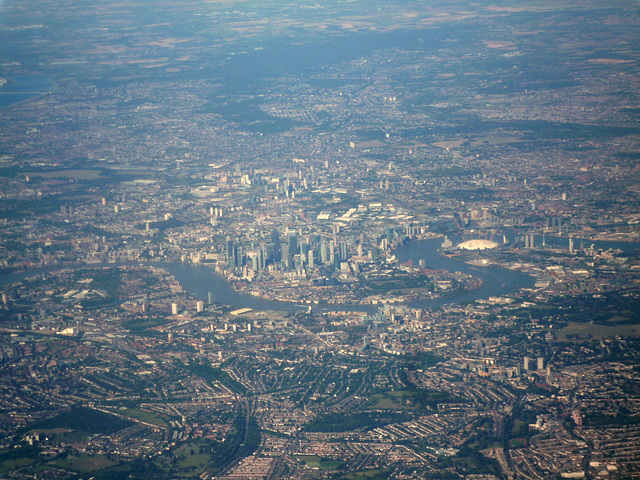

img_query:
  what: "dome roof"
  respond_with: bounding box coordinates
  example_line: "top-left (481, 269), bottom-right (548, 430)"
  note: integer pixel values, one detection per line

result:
top-left (457, 239), bottom-right (499, 250)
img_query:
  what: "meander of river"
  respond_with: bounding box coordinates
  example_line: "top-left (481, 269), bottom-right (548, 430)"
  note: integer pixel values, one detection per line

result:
top-left (0, 237), bottom-right (538, 313)
top-left (1, 235), bottom-right (637, 313)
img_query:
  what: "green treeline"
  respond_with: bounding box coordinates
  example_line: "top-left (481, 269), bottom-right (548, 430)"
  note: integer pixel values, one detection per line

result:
top-left (29, 407), bottom-right (133, 435)
top-left (585, 413), bottom-right (640, 427)
top-left (398, 370), bottom-right (465, 410)
top-left (86, 406), bottom-right (261, 480)
top-left (0, 445), bottom-right (39, 464)
top-left (305, 411), bottom-right (410, 433)
top-left (185, 360), bottom-right (247, 394)
top-left (89, 458), bottom-right (169, 480)
top-left (206, 406), bottom-right (260, 475)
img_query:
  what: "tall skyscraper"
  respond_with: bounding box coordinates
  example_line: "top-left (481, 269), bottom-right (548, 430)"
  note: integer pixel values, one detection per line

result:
top-left (226, 238), bottom-right (234, 260)
top-left (281, 244), bottom-right (290, 269)
top-left (288, 230), bottom-right (298, 255)
top-left (339, 241), bottom-right (348, 261)
top-left (270, 229), bottom-right (281, 261)
top-left (320, 237), bottom-right (327, 264)
top-left (329, 239), bottom-right (335, 266)
top-left (265, 243), bottom-right (276, 264)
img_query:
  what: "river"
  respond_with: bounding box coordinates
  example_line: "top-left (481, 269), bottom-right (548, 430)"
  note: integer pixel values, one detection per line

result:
top-left (0, 238), bottom-right (538, 313)
top-left (0, 75), bottom-right (56, 108)
top-left (395, 237), bottom-right (536, 309)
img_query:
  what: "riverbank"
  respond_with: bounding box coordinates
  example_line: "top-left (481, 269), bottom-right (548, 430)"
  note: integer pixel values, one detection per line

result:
top-left (0, 75), bottom-right (57, 109)
top-left (0, 237), bottom-right (536, 313)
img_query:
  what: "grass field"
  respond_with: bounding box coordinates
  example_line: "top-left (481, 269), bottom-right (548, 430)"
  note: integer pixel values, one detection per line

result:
top-left (367, 391), bottom-right (417, 410)
top-left (0, 457), bottom-right (34, 473)
top-left (31, 428), bottom-right (71, 435)
top-left (342, 469), bottom-right (391, 479)
top-left (47, 342), bottom-right (69, 353)
top-left (56, 455), bottom-right (117, 472)
top-left (180, 452), bottom-right (210, 469)
top-left (30, 407), bottom-right (133, 435)
top-left (26, 169), bottom-right (103, 180)
top-left (296, 455), bottom-right (344, 470)
top-left (119, 408), bottom-right (168, 427)
top-left (172, 444), bottom-right (211, 470)
top-left (557, 322), bottom-right (640, 341)
top-left (510, 438), bottom-right (527, 449)
top-left (31, 429), bottom-right (89, 444)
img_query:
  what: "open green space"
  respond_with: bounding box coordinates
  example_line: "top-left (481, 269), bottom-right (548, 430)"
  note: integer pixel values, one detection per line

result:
top-left (585, 413), bottom-right (640, 427)
top-left (31, 428), bottom-right (71, 435)
top-left (25, 169), bottom-right (104, 180)
top-left (171, 443), bottom-right (211, 470)
top-left (295, 455), bottom-right (344, 470)
top-left (31, 428), bottom-right (90, 444)
top-left (47, 342), bottom-right (69, 353)
top-left (56, 455), bottom-right (118, 472)
top-left (339, 468), bottom-right (392, 479)
top-left (557, 322), bottom-right (640, 341)
top-left (184, 359), bottom-right (247, 394)
top-left (304, 410), bottom-right (410, 432)
top-left (118, 408), bottom-right (168, 427)
top-left (0, 457), bottom-right (34, 473)
top-left (358, 272), bottom-right (433, 294)
top-left (79, 458), bottom-right (169, 480)
top-left (29, 407), bottom-right (133, 435)
top-left (367, 388), bottom-right (462, 411)
top-left (179, 452), bottom-right (210, 470)
top-left (436, 452), bottom-right (501, 476)
top-left (0, 446), bottom-right (39, 468)
top-left (195, 407), bottom-right (261, 477)
top-left (510, 438), bottom-right (527, 449)
top-left (367, 390), bottom-right (417, 410)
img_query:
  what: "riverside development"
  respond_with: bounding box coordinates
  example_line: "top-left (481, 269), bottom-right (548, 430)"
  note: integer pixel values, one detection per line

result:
top-left (1, 0), bottom-right (640, 479)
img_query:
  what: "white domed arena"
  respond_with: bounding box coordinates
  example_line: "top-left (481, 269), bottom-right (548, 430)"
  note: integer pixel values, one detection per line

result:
top-left (457, 239), bottom-right (499, 251)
